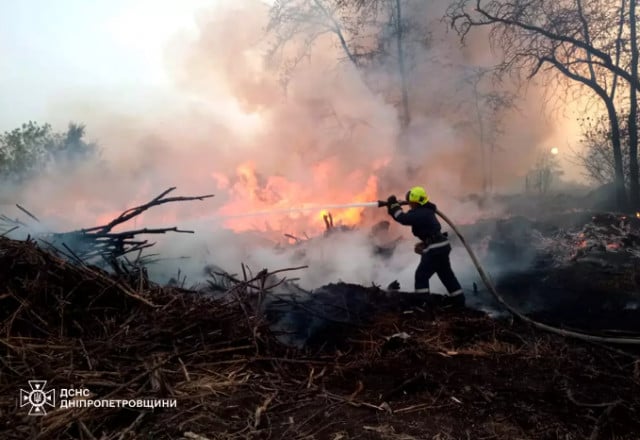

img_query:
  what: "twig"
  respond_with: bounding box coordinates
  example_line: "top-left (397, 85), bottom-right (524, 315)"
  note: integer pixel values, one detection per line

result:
top-left (77, 420), bottom-right (97, 440)
top-left (16, 204), bottom-right (40, 223)
top-left (566, 388), bottom-right (623, 408)
top-left (284, 233), bottom-right (301, 242)
top-left (116, 412), bottom-right (147, 440)
top-left (323, 391), bottom-right (386, 411)
top-left (0, 226), bottom-right (18, 237)
top-left (178, 357), bottom-right (191, 382)
top-left (84, 187), bottom-right (213, 234)
top-left (589, 403), bottom-right (618, 440)
top-left (254, 393), bottom-right (277, 429)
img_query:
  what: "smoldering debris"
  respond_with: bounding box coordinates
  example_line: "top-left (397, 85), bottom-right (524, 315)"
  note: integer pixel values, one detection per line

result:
top-left (2, 236), bottom-right (640, 439)
top-left (466, 211), bottom-right (640, 331)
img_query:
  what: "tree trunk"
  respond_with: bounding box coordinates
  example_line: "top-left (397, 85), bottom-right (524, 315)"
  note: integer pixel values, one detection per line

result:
top-left (628, 0), bottom-right (639, 210)
top-left (605, 99), bottom-right (628, 209)
top-left (544, 53), bottom-right (627, 209)
top-left (395, 0), bottom-right (410, 129)
top-left (473, 79), bottom-right (488, 195)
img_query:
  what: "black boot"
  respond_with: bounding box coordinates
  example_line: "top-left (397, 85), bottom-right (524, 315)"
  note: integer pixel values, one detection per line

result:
top-left (442, 293), bottom-right (465, 309)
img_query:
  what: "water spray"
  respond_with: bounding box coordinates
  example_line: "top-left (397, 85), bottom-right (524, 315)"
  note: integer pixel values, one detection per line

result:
top-left (213, 200), bottom-right (409, 220)
top-left (212, 200), bottom-right (407, 221)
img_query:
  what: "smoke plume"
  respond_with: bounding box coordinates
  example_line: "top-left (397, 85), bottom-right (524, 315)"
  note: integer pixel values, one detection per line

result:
top-left (1, 0), bottom-right (581, 291)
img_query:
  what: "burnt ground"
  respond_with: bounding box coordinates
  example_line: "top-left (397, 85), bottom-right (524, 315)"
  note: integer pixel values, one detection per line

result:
top-left (255, 307), bottom-right (640, 440)
top-left (1, 238), bottom-right (640, 440)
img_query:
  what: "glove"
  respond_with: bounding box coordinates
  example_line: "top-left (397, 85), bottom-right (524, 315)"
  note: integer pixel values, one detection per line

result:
top-left (386, 195), bottom-right (400, 216)
top-left (414, 242), bottom-right (426, 254)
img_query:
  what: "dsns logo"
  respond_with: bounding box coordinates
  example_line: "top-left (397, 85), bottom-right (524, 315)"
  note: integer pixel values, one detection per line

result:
top-left (19, 380), bottom-right (56, 415)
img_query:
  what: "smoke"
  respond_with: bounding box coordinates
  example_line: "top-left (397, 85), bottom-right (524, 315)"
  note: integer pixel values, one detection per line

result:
top-left (0, 0), bottom-right (582, 291)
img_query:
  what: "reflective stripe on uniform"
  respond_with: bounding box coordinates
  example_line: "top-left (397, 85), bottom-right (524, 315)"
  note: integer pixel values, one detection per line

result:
top-left (392, 209), bottom-right (403, 219)
top-left (414, 288), bottom-right (430, 293)
top-left (422, 240), bottom-right (449, 253)
top-left (448, 289), bottom-right (463, 296)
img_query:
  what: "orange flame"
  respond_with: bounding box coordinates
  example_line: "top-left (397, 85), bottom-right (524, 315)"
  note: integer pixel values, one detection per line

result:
top-left (213, 159), bottom-right (380, 236)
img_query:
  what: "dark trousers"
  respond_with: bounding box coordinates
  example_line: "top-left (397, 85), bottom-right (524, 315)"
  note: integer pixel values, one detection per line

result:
top-left (415, 244), bottom-right (462, 294)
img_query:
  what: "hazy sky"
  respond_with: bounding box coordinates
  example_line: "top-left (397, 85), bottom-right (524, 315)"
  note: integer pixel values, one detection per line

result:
top-left (0, 0), bottom-right (216, 130)
top-left (0, 0), bottom-right (583, 182)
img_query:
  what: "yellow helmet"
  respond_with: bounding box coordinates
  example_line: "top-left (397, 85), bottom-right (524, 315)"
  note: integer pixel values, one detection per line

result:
top-left (405, 186), bottom-right (429, 205)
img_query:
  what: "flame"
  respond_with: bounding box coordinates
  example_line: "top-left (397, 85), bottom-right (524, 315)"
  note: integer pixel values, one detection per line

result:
top-left (213, 159), bottom-right (381, 236)
top-left (636, 212), bottom-right (640, 219)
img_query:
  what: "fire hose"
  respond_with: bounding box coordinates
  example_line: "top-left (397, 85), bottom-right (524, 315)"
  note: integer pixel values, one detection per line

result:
top-left (376, 200), bottom-right (640, 346)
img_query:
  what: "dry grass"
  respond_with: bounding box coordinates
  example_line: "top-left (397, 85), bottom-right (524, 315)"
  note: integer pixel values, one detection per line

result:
top-left (1, 237), bottom-right (640, 439)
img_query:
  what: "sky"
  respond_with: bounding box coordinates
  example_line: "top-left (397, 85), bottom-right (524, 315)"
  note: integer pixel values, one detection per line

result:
top-left (0, 0), bottom-right (586, 183)
top-left (0, 0), bottom-right (217, 130)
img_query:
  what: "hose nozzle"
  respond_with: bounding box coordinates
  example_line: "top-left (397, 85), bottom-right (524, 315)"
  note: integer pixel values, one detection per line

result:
top-left (377, 200), bottom-right (408, 207)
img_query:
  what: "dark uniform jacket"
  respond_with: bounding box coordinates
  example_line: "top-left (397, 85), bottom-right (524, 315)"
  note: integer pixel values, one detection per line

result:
top-left (389, 202), bottom-right (446, 244)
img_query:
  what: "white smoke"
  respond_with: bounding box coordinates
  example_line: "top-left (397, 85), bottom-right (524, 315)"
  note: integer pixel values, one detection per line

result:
top-left (0, 0), bottom-right (581, 292)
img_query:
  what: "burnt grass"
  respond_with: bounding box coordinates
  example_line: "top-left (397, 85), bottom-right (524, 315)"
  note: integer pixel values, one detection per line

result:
top-left (1, 237), bottom-right (640, 439)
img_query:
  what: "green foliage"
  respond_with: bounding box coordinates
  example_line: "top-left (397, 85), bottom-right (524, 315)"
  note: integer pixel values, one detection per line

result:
top-left (0, 121), bottom-right (98, 182)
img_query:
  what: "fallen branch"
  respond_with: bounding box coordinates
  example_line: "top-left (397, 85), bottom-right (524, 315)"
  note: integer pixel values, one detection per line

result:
top-left (83, 187), bottom-right (213, 234)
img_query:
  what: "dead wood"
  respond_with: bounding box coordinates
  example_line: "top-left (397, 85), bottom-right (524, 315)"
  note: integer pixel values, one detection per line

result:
top-left (2, 187), bottom-right (214, 265)
top-left (1, 237), bottom-right (639, 439)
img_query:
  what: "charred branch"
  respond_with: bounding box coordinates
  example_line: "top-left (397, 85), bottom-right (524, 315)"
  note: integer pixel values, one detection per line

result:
top-left (1, 187), bottom-right (214, 266)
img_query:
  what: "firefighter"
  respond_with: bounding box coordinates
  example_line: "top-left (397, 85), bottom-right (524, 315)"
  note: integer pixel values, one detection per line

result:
top-left (385, 187), bottom-right (465, 307)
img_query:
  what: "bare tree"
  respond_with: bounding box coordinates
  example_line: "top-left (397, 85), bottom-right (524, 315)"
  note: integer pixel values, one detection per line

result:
top-left (447, 0), bottom-right (635, 210)
top-left (393, 0), bottom-right (410, 128)
top-left (576, 109), bottom-right (640, 187)
top-left (576, 115), bottom-right (625, 185)
top-left (526, 148), bottom-right (563, 194)
top-left (628, 0), bottom-right (639, 208)
top-left (465, 68), bottom-right (512, 195)
top-left (267, 0), bottom-right (426, 131)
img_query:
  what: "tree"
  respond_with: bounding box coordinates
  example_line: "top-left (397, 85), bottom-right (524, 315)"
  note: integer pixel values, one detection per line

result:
top-left (526, 148), bottom-right (563, 194)
top-left (628, 0), bottom-right (639, 207)
top-left (447, 0), bottom-right (637, 211)
top-left (0, 121), bottom-right (54, 179)
top-left (576, 110), bottom-right (639, 186)
top-left (0, 121), bottom-right (98, 182)
top-left (392, 0), bottom-right (410, 128)
top-left (267, 0), bottom-right (428, 130)
top-left (465, 68), bottom-right (513, 195)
